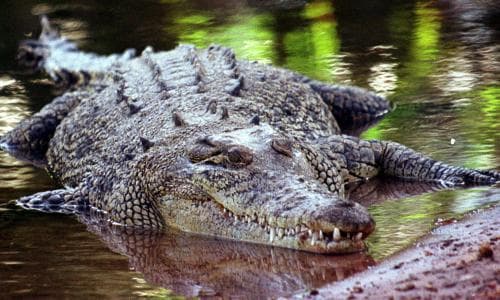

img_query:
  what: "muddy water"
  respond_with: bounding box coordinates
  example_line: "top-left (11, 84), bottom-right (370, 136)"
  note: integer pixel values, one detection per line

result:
top-left (0, 0), bottom-right (499, 298)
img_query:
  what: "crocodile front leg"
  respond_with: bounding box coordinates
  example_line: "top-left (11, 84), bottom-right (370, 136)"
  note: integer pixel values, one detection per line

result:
top-left (318, 136), bottom-right (500, 186)
top-left (371, 140), bottom-right (500, 185)
top-left (17, 187), bottom-right (87, 214)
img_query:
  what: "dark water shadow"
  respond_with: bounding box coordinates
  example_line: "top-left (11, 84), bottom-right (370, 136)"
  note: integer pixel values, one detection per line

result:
top-left (346, 177), bottom-right (448, 207)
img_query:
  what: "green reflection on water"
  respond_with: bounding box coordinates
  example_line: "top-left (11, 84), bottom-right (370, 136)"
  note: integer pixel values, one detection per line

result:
top-left (356, 2), bottom-right (499, 260)
top-left (479, 86), bottom-right (500, 135)
top-left (171, 0), bottom-right (340, 78)
top-left (302, 1), bottom-right (332, 19)
top-left (413, 3), bottom-right (440, 63)
top-left (362, 4), bottom-right (442, 141)
top-left (365, 187), bottom-right (494, 259)
top-left (175, 11), bottom-right (276, 63)
top-left (445, 85), bottom-right (499, 170)
top-left (176, 14), bottom-right (213, 26)
top-left (284, 1), bottom-right (339, 81)
top-left (133, 285), bottom-right (181, 299)
top-left (393, 3), bottom-right (441, 99)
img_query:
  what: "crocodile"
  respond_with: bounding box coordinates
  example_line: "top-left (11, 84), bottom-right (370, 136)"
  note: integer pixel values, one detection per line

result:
top-left (1, 17), bottom-right (499, 254)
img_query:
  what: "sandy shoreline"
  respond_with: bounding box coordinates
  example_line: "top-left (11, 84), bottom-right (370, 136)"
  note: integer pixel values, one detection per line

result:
top-left (292, 205), bottom-right (500, 299)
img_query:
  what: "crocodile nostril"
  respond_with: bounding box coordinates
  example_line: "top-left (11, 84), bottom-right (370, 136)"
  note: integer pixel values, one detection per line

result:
top-left (227, 146), bottom-right (253, 166)
top-left (271, 138), bottom-right (293, 157)
top-left (336, 200), bottom-right (355, 208)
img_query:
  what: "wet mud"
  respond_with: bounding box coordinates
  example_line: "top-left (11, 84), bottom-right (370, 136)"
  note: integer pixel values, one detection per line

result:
top-left (294, 204), bottom-right (500, 299)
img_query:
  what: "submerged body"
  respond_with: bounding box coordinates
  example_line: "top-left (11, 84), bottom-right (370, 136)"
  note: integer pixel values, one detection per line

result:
top-left (1, 18), bottom-right (499, 254)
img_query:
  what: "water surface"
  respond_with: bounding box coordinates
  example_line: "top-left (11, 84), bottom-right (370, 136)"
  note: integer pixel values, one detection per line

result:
top-left (1, 0), bottom-right (499, 298)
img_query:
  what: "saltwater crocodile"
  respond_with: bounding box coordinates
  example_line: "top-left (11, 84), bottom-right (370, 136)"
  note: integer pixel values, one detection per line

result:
top-left (1, 17), bottom-right (499, 254)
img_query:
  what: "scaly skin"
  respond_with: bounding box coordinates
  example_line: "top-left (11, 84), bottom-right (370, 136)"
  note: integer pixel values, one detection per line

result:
top-left (1, 17), bottom-right (499, 254)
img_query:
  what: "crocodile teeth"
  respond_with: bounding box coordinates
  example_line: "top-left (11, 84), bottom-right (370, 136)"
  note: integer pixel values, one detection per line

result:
top-left (278, 228), bottom-right (284, 239)
top-left (327, 241), bottom-right (338, 249)
top-left (311, 232), bottom-right (318, 246)
top-left (218, 209), bottom-right (356, 246)
top-left (333, 227), bottom-right (341, 241)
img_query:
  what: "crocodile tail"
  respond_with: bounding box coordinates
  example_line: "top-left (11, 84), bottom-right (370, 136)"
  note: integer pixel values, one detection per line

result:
top-left (17, 16), bottom-right (136, 87)
top-left (39, 15), bottom-right (61, 41)
top-left (17, 16), bottom-right (71, 70)
top-left (17, 37), bottom-right (48, 70)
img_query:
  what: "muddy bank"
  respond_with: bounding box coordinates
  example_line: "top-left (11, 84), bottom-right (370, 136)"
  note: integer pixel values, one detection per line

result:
top-left (293, 205), bottom-right (500, 299)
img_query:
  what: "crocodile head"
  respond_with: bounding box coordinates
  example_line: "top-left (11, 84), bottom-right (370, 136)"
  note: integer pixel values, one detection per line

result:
top-left (157, 124), bottom-right (375, 254)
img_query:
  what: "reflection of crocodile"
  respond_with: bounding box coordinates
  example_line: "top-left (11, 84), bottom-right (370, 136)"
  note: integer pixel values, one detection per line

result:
top-left (1, 17), bottom-right (499, 254)
top-left (81, 179), bottom-right (454, 297)
top-left (84, 220), bottom-right (373, 298)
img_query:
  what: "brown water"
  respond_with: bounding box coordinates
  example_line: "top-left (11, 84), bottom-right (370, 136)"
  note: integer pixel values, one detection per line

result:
top-left (0, 0), bottom-right (499, 298)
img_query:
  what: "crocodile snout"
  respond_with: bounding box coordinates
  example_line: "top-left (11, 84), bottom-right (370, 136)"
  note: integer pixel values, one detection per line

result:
top-left (310, 200), bottom-right (375, 235)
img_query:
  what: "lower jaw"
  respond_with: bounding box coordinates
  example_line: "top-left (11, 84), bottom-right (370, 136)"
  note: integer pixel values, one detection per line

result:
top-left (160, 199), bottom-right (366, 254)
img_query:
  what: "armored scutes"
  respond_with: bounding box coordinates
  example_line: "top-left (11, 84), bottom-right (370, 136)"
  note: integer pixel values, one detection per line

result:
top-left (1, 17), bottom-right (499, 254)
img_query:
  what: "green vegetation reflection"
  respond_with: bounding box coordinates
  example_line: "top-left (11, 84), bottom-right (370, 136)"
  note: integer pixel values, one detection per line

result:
top-left (170, 0), bottom-right (340, 79)
top-left (173, 10), bottom-right (276, 63)
top-left (283, 0), bottom-right (340, 81)
top-left (366, 187), bottom-right (494, 260)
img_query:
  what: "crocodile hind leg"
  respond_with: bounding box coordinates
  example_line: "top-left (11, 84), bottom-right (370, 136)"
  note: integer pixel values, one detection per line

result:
top-left (309, 81), bottom-right (391, 135)
top-left (0, 91), bottom-right (82, 165)
top-left (17, 187), bottom-right (87, 214)
top-left (319, 135), bottom-right (500, 186)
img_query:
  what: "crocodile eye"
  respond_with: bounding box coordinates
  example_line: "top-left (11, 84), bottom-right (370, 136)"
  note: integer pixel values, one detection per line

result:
top-left (227, 146), bottom-right (253, 166)
top-left (271, 138), bottom-right (293, 157)
top-left (188, 138), bottom-right (222, 163)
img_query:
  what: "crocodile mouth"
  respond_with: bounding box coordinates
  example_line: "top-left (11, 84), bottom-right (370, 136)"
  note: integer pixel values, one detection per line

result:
top-left (217, 205), bottom-right (369, 253)
top-left (160, 192), bottom-right (372, 254)
top-left (222, 208), bottom-right (369, 252)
